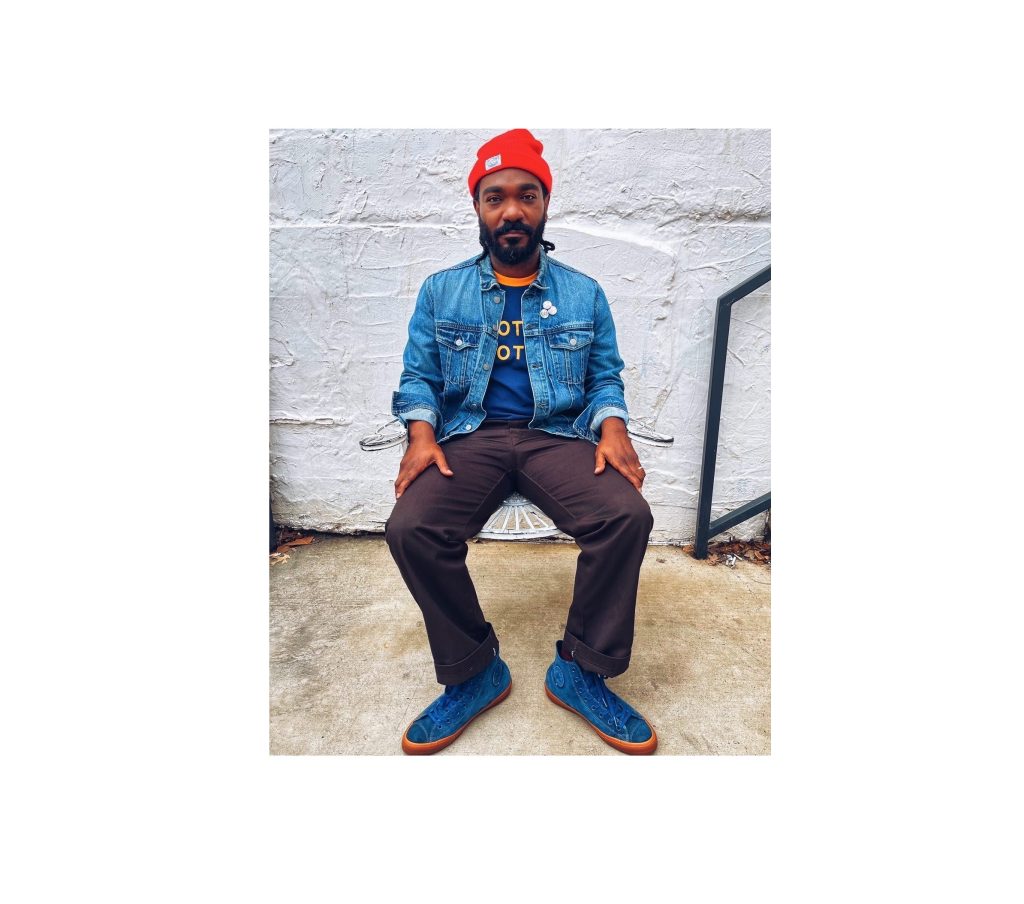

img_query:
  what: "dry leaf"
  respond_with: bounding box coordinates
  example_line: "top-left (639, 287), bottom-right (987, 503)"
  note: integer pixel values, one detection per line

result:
top-left (274, 537), bottom-right (314, 555)
top-left (281, 536), bottom-right (314, 549)
top-left (697, 538), bottom-right (771, 567)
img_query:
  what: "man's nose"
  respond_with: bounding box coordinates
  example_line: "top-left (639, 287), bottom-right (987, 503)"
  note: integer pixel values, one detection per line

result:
top-left (501, 199), bottom-right (524, 222)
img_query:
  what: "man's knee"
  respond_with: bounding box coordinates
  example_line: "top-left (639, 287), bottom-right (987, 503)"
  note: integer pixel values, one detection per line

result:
top-left (617, 492), bottom-right (655, 538)
top-left (384, 503), bottom-right (416, 552)
top-left (385, 499), bottom-right (456, 554)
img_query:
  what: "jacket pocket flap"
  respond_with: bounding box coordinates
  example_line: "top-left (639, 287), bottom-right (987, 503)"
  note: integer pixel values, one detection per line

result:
top-left (545, 329), bottom-right (593, 350)
top-left (436, 326), bottom-right (481, 350)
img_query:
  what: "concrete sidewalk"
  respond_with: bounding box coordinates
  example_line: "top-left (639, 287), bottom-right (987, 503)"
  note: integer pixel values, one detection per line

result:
top-left (270, 535), bottom-right (770, 755)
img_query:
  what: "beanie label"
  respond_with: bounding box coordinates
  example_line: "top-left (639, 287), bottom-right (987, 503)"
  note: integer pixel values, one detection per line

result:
top-left (485, 153), bottom-right (502, 170)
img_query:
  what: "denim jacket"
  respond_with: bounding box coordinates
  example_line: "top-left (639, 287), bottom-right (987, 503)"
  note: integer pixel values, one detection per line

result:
top-left (391, 248), bottom-right (629, 445)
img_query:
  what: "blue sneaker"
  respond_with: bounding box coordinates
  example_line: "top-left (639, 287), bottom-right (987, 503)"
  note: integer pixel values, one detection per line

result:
top-left (544, 641), bottom-right (657, 755)
top-left (401, 654), bottom-right (512, 755)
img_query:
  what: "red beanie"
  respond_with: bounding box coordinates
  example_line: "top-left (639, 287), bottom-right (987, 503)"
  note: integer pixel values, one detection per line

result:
top-left (468, 128), bottom-right (552, 197)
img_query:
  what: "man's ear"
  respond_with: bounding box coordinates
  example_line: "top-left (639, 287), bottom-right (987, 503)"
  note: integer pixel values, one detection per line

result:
top-left (473, 198), bottom-right (480, 217)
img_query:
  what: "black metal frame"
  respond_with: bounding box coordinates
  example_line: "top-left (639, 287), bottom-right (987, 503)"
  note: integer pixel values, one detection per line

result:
top-left (693, 264), bottom-right (771, 559)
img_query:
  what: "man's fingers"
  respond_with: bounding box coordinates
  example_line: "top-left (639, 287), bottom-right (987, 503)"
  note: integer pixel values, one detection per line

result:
top-left (594, 450), bottom-right (606, 474)
top-left (631, 461), bottom-right (646, 491)
top-left (624, 465), bottom-right (642, 491)
top-left (394, 465), bottom-right (419, 499)
top-left (396, 466), bottom-right (419, 497)
top-left (606, 455), bottom-right (644, 491)
top-left (395, 451), bottom-right (453, 498)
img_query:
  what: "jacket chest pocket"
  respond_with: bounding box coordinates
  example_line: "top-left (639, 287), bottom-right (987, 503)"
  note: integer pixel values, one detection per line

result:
top-left (545, 329), bottom-right (593, 386)
top-left (436, 326), bottom-right (481, 387)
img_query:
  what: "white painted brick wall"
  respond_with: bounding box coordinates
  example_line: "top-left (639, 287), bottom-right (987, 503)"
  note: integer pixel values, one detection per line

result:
top-left (269, 129), bottom-right (770, 543)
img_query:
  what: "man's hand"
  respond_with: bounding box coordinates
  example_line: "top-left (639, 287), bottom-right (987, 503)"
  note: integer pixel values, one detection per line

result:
top-left (394, 421), bottom-right (453, 499)
top-left (594, 417), bottom-right (645, 491)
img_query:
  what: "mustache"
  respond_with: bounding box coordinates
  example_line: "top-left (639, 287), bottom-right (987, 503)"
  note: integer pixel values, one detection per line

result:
top-left (496, 222), bottom-right (533, 237)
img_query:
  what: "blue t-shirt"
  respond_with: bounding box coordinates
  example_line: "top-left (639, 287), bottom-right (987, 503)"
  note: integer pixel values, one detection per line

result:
top-left (482, 276), bottom-right (535, 419)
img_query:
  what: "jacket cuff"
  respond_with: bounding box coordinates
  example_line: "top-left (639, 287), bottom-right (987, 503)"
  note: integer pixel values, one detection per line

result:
top-left (392, 390), bottom-right (440, 429)
top-left (591, 406), bottom-right (629, 434)
top-left (395, 407), bottom-right (438, 429)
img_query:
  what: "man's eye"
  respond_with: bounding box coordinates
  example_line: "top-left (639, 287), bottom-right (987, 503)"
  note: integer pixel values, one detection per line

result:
top-left (522, 194), bottom-right (536, 201)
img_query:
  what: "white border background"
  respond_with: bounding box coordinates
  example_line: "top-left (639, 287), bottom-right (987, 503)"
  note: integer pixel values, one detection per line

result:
top-left (6, 2), bottom-right (1019, 901)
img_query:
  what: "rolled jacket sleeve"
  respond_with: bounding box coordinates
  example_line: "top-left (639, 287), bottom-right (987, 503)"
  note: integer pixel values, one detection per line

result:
top-left (391, 278), bottom-right (443, 429)
top-left (583, 283), bottom-right (629, 433)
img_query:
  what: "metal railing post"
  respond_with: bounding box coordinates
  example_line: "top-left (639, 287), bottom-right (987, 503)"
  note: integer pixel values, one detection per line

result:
top-left (693, 264), bottom-right (771, 558)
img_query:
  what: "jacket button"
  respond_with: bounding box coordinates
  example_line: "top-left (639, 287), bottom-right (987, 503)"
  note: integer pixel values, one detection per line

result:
top-left (455, 338), bottom-right (464, 347)
top-left (483, 363), bottom-right (490, 370)
top-left (464, 424), bottom-right (472, 430)
top-left (569, 337), bottom-right (577, 346)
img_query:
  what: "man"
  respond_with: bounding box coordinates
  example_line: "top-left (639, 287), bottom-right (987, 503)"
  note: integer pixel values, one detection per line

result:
top-left (385, 129), bottom-right (657, 755)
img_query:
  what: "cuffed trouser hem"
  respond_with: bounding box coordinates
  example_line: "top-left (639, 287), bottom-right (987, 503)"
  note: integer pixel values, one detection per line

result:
top-left (434, 624), bottom-right (500, 686)
top-left (562, 630), bottom-right (630, 678)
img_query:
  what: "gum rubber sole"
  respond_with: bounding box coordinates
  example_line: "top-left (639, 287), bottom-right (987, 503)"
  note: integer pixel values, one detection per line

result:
top-left (545, 686), bottom-right (658, 755)
top-left (401, 681), bottom-right (513, 755)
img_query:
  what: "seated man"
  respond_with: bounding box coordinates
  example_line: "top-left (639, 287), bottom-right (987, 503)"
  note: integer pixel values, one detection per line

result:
top-left (386, 129), bottom-right (657, 755)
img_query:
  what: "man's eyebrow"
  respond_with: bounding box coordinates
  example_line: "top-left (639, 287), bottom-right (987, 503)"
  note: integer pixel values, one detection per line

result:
top-left (482, 182), bottom-right (542, 194)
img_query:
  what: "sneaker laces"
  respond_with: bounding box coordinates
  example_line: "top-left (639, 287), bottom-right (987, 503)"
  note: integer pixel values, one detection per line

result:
top-left (580, 669), bottom-right (630, 729)
top-left (427, 677), bottom-right (477, 725)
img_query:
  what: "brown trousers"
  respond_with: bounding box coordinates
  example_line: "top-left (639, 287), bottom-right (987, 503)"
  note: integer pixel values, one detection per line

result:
top-left (384, 420), bottom-right (654, 685)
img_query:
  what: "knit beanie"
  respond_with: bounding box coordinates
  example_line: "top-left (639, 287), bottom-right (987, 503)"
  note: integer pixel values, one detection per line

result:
top-left (468, 129), bottom-right (553, 197)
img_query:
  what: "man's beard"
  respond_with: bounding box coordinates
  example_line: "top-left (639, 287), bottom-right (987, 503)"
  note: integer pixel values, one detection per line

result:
top-left (479, 216), bottom-right (546, 267)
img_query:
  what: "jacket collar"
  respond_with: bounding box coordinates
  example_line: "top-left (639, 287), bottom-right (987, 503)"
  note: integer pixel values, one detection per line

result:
top-left (477, 247), bottom-right (550, 291)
